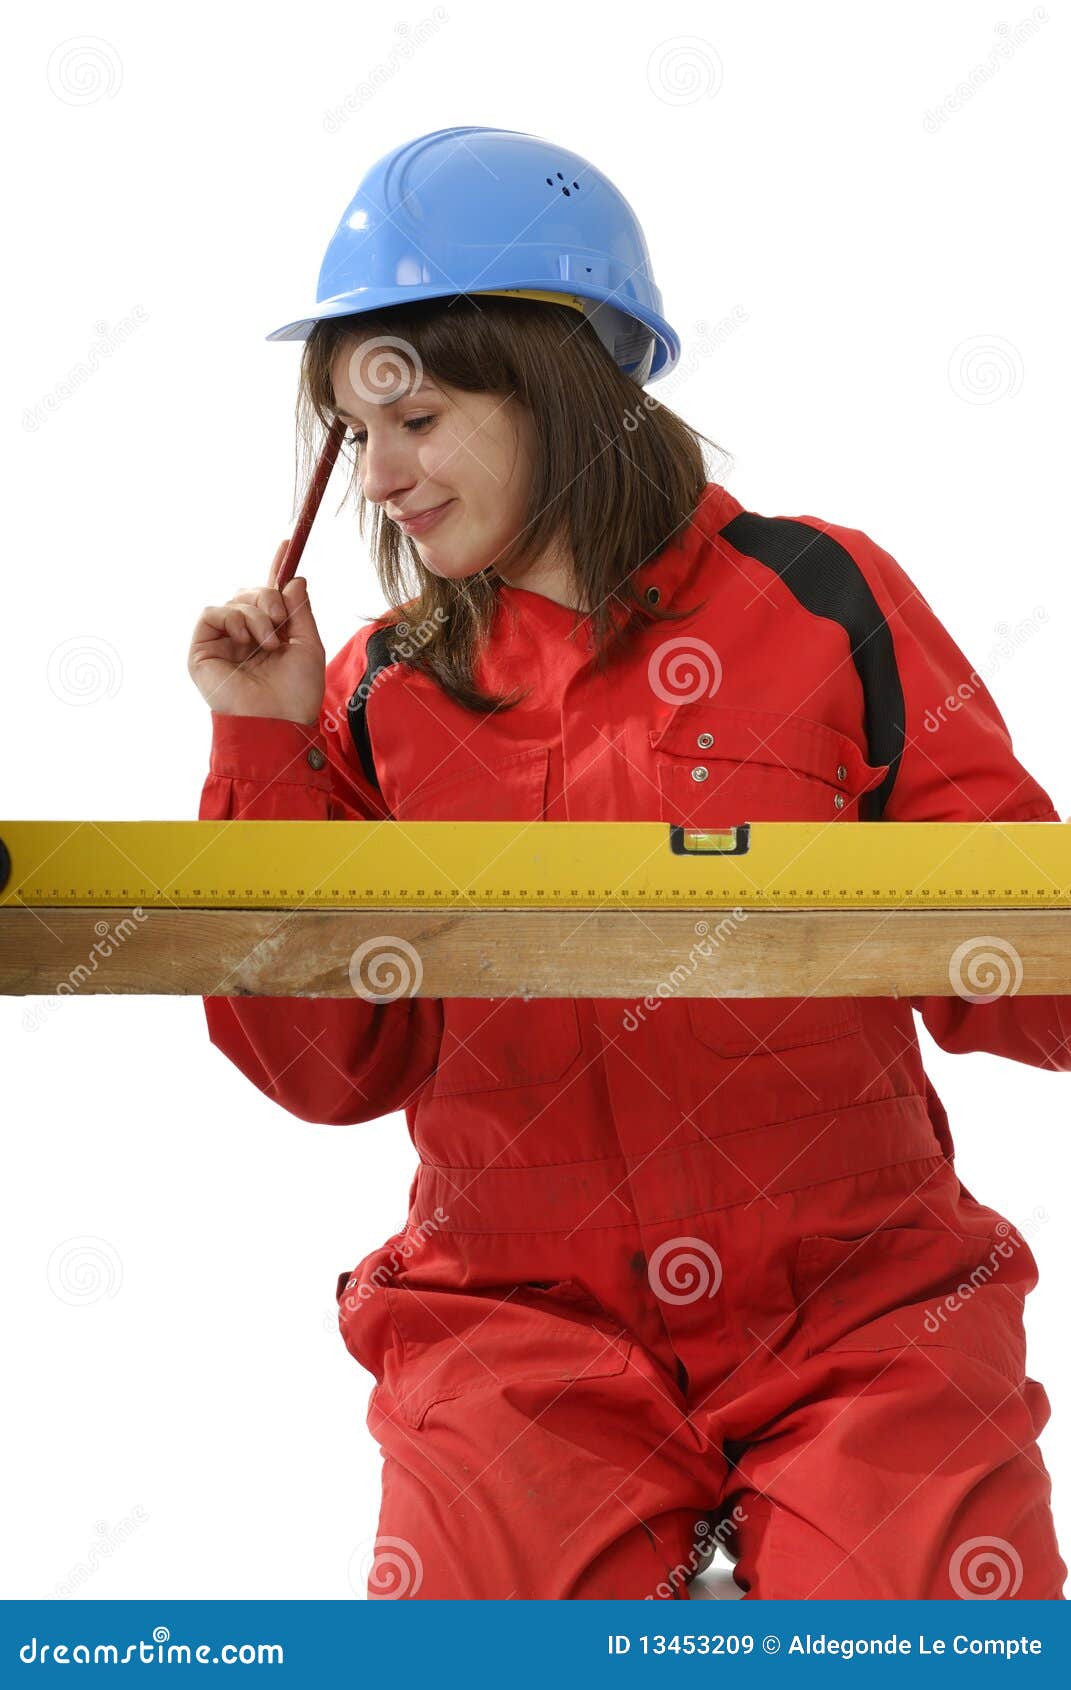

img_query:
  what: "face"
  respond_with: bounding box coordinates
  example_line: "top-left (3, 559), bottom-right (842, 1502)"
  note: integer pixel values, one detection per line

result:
top-left (330, 338), bottom-right (536, 582)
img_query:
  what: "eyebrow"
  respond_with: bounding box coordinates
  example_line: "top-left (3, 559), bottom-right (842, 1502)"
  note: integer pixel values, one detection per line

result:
top-left (332, 383), bottom-right (435, 423)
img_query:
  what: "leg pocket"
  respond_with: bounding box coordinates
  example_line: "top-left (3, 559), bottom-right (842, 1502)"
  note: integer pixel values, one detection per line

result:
top-left (383, 1277), bottom-right (633, 1429)
top-left (792, 1223), bottom-right (1033, 1388)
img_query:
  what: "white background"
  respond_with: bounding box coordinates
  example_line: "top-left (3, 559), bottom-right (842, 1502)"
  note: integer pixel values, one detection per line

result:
top-left (1, 0), bottom-right (1068, 1600)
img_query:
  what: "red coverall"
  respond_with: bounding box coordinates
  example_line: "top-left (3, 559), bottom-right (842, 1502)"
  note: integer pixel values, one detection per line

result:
top-left (199, 483), bottom-right (1068, 1600)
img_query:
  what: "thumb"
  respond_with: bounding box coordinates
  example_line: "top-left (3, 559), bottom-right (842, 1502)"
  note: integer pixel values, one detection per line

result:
top-left (281, 576), bottom-right (320, 639)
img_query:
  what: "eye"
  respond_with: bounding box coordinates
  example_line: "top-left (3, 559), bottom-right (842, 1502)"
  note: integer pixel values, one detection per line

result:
top-left (345, 415), bottom-right (435, 448)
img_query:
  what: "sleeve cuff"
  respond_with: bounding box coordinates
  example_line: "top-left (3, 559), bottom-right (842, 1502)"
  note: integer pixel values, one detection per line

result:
top-left (208, 712), bottom-right (333, 789)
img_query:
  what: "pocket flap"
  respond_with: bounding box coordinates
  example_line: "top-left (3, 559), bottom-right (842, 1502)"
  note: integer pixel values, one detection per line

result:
top-left (650, 703), bottom-right (888, 795)
top-left (384, 1278), bottom-right (633, 1427)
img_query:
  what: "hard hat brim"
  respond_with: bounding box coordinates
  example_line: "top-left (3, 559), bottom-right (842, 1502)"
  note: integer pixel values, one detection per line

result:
top-left (265, 280), bottom-right (679, 383)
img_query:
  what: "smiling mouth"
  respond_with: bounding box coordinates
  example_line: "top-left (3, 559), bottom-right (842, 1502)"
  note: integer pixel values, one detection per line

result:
top-left (397, 499), bottom-right (455, 532)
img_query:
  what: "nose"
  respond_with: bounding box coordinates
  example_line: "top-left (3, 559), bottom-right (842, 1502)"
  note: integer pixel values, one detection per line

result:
top-left (358, 432), bottom-right (420, 511)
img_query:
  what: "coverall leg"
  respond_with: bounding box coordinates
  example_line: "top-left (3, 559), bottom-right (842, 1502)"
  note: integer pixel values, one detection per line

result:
top-left (339, 1153), bottom-right (1067, 1601)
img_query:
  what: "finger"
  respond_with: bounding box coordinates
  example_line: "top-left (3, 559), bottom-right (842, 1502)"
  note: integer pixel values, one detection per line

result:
top-left (268, 539), bottom-right (290, 591)
top-left (239, 606), bottom-right (281, 649)
top-left (223, 610), bottom-right (255, 644)
top-left (197, 604), bottom-right (235, 634)
top-left (279, 576), bottom-right (322, 647)
top-left (221, 607), bottom-right (277, 649)
top-left (232, 588), bottom-right (287, 623)
top-left (196, 605), bottom-right (251, 647)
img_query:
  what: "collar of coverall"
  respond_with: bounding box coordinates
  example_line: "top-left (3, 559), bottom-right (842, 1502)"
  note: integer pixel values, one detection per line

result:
top-left (495, 480), bottom-right (733, 630)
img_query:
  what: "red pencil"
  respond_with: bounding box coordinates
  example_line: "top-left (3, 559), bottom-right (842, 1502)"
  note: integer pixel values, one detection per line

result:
top-left (270, 415), bottom-right (348, 589)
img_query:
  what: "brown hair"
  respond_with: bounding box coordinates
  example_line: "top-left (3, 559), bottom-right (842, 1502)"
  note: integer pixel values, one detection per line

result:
top-left (294, 294), bottom-right (728, 715)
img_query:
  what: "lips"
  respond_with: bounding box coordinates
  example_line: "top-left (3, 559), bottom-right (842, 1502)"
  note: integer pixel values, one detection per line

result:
top-left (396, 499), bottom-right (455, 534)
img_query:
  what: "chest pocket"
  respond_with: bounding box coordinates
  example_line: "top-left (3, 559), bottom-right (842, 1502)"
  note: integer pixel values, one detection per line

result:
top-left (651, 704), bottom-right (888, 1058)
top-left (650, 702), bottom-right (889, 827)
top-left (391, 744), bottom-right (583, 1097)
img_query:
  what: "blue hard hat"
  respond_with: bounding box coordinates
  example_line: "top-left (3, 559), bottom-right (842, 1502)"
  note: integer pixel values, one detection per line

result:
top-left (265, 125), bottom-right (679, 385)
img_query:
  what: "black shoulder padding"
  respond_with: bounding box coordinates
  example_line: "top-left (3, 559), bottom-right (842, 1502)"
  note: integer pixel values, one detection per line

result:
top-left (716, 513), bottom-right (904, 820)
top-left (346, 626), bottom-right (401, 791)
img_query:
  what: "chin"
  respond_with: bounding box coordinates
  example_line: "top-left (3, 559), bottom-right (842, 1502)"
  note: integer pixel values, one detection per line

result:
top-left (421, 551), bottom-right (495, 585)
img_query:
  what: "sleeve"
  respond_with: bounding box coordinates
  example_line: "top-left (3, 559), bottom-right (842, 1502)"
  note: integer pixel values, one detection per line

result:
top-left (197, 628), bottom-right (443, 1124)
top-left (842, 523), bottom-right (1071, 1071)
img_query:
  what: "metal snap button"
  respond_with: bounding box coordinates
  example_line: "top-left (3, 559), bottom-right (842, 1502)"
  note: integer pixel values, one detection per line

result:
top-left (645, 585), bottom-right (661, 606)
top-left (836, 763), bottom-right (848, 782)
top-left (691, 765), bottom-right (709, 782)
top-left (697, 732), bottom-right (714, 749)
top-left (833, 792), bottom-right (846, 810)
top-left (307, 746), bottom-right (327, 770)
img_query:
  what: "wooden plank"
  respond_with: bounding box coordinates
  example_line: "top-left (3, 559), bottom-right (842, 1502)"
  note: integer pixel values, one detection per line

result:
top-left (1, 907), bottom-right (1068, 997)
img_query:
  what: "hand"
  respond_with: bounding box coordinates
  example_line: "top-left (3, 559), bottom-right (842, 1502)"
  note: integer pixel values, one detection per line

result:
top-left (187, 540), bottom-right (326, 724)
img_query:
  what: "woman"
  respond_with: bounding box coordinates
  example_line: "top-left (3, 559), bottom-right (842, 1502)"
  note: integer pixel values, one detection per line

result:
top-left (188, 126), bottom-right (1067, 1601)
